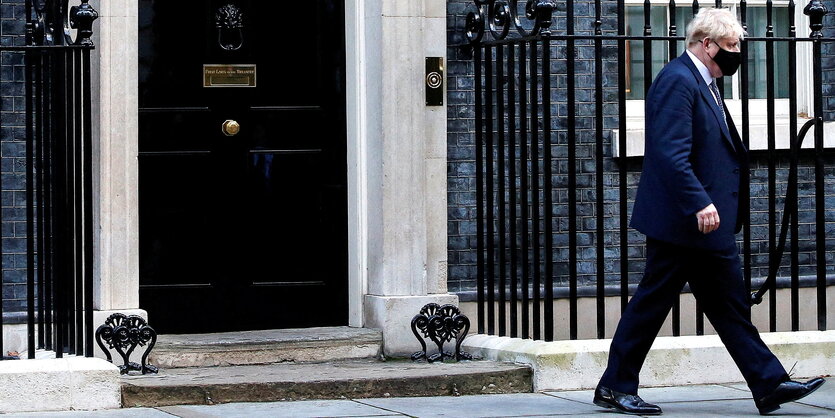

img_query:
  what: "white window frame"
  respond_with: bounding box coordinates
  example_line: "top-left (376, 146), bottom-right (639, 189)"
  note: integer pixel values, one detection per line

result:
top-left (612, 0), bottom-right (834, 157)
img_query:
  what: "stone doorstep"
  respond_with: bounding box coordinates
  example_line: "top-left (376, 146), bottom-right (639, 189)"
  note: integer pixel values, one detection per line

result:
top-left (463, 330), bottom-right (835, 392)
top-left (148, 326), bottom-right (383, 368)
top-left (120, 359), bottom-right (533, 408)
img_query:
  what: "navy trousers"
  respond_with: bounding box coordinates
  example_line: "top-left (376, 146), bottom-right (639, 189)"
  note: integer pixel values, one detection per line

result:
top-left (598, 238), bottom-right (788, 399)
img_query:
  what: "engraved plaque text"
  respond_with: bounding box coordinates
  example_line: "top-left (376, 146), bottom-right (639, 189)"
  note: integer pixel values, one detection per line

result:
top-left (203, 64), bottom-right (256, 87)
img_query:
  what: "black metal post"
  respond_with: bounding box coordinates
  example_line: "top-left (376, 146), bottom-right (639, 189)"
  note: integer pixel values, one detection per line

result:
top-left (508, 42), bottom-right (519, 338)
top-left (42, 50), bottom-right (54, 352)
top-left (530, 39), bottom-right (542, 340)
top-left (35, 49), bottom-right (45, 351)
top-left (475, 45), bottom-right (485, 335)
top-left (594, 0), bottom-right (605, 340)
top-left (804, 0), bottom-right (828, 331)
top-left (740, 0), bottom-right (753, 322)
top-left (25, 39), bottom-right (36, 362)
top-left (813, 38), bottom-right (827, 332)
top-left (52, 47), bottom-right (70, 358)
top-left (766, 0), bottom-right (778, 333)
top-left (485, 45), bottom-right (496, 336)
top-left (618, 0), bottom-right (629, 319)
top-left (788, 0), bottom-right (800, 332)
top-left (567, 0), bottom-right (579, 341)
top-left (519, 41), bottom-right (531, 339)
top-left (73, 48), bottom-right (85, 355)
top-left (65, 49), bottom-right (76, 355)
top-left (497, 44), bottom-right (507, 337)
top-left (542, 31), bottom-right (554, 342)
top-left (83, 47), bottom-right (94, 357)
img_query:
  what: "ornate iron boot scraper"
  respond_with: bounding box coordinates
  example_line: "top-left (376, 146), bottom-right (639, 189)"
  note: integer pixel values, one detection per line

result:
top-left (95, 313), bottom-right (159, 375)
top-left (411, 303), bottom-right (472, 362)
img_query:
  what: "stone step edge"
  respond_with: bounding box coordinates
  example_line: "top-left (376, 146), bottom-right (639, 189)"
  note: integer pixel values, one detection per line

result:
top-left (120, 367), bottom-right (532, 407)
top-left (151, 327), bottom-right (382, 349)
top-left (151, 337), bottom-right (382, 351)
top-left (150, 343), bottom-right (382, 369)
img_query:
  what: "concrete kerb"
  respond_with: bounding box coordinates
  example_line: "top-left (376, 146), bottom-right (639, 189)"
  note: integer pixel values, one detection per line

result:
top-left (462, 330), bottom-right (835, 392)
top-left (0, 357), bottom-right (121, 413)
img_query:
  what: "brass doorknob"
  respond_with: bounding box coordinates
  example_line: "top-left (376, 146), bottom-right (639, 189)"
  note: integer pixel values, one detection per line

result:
top-left (222, 119), bottom-right (240, 136)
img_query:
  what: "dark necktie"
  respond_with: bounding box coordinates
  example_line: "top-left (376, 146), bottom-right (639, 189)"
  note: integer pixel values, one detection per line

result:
top-left (709, 80), bottom-right (727, 126)
top-left (709, 79), bottom-right (742, 154)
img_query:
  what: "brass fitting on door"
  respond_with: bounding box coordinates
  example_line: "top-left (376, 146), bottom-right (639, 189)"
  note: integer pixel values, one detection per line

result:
top-left (222, 119), bottom-right (240, 136)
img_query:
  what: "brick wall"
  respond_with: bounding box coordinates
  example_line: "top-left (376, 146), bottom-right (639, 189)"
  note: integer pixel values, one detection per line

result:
top-left (447, 1), bottom-right (835, 293)
top-left (0, 0), bottom-right (27, 316)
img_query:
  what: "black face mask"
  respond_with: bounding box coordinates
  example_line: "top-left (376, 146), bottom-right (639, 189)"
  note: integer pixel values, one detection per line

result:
top-left (710, 41), bottom-right (741, 76)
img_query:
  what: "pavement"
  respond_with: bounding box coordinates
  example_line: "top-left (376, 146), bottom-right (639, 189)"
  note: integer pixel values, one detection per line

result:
top-left (11, 380), bottom-right (834, 417)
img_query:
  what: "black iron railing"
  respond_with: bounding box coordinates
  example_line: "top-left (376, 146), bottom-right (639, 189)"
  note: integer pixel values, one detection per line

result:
top-left (464, 0), bottom-right (833, 341)
top-left (0, 0), bottom-right (97, 359)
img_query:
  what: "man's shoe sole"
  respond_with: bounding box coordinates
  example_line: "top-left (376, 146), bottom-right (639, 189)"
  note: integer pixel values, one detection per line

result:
top-left (757, 404), bottom-right (780, 415)
top-left (758, 380), bottom-right (825, 415)
top-left (593, 398), bottom-right (663, 416)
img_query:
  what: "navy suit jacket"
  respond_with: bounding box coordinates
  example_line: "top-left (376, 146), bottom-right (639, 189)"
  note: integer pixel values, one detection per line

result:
top-left (630, 52), bottom-right (749, 250)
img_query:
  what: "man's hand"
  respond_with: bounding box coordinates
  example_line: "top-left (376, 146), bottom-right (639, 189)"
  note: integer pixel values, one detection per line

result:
top-left (696, 203), bottom-right (720, 234)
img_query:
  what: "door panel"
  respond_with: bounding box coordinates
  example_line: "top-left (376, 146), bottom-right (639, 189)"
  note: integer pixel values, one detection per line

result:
top-left (138, 0), bottom-right (347, 333)
top-left (245, 150), bottom-right (325, 281)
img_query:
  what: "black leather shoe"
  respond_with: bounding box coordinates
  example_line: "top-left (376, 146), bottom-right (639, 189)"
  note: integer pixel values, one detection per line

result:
top-left (756, 377), bottom-right (826, 415)
top-left (593, 386), bottom-right (663, 415)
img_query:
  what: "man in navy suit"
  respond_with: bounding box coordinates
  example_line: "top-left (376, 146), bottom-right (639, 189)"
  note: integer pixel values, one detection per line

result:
top-left (592, 8), bottom-right (825, 415)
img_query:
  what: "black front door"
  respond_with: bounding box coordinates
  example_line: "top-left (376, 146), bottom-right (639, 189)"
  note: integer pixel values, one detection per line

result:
top-left (138, 0), bottom-right (347, 333)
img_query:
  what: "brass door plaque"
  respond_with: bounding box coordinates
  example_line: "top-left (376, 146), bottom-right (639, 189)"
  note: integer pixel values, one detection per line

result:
top-left (203, 64), bottom-right (256, 87)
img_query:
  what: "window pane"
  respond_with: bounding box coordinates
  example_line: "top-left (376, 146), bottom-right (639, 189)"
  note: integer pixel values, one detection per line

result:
top-left (745, 7), bottom-right (790, 99)
top-left (674, 6), bottom-right (694, 55)
top-left (626, 6), bottom-right (668, 100)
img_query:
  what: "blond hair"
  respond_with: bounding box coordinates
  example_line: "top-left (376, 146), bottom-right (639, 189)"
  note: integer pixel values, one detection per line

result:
top-left (685, 8), bottom-right (746, 46)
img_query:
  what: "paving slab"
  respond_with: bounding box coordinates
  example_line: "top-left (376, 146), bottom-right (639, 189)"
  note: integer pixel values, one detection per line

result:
top-left (548, 389), bottom-right (832, 417)
top-left (796, 379), bottom-right (835, 411)
top-left (121, 359), bottom-right (532, 407)
top-left (358, 393), bottom-right (592, 417)
top-left (725, 379), bottom-right (834, 412)
top-left (159, 400), bottom-right (402, 418)
top-left (657, 398), bottom-right (832, 417)
top-left (12, 408), bottom-right (174, 417)
top-left (550, 383), bottom-right (835, 416)
top-left (517, 415), bottom-right (616, 417)
top-left (546, 384), bottom-right (751, 405)
top-left (638, 384), bottom-right (753, 403)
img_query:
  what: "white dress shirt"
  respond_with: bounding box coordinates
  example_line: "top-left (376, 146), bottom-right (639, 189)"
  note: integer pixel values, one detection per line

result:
top-left (686, 49), bottom-right (721, 106)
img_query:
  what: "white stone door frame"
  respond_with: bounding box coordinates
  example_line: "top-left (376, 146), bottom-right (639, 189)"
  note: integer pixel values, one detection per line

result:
top-left (91, 1), bottom-right (450, 348)
top-left (344, 0), bottom-right (454, 355)
top-left (90, 0), bottom-right (140, 314)
top-left (345, 0), bottom-right (372, 327)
